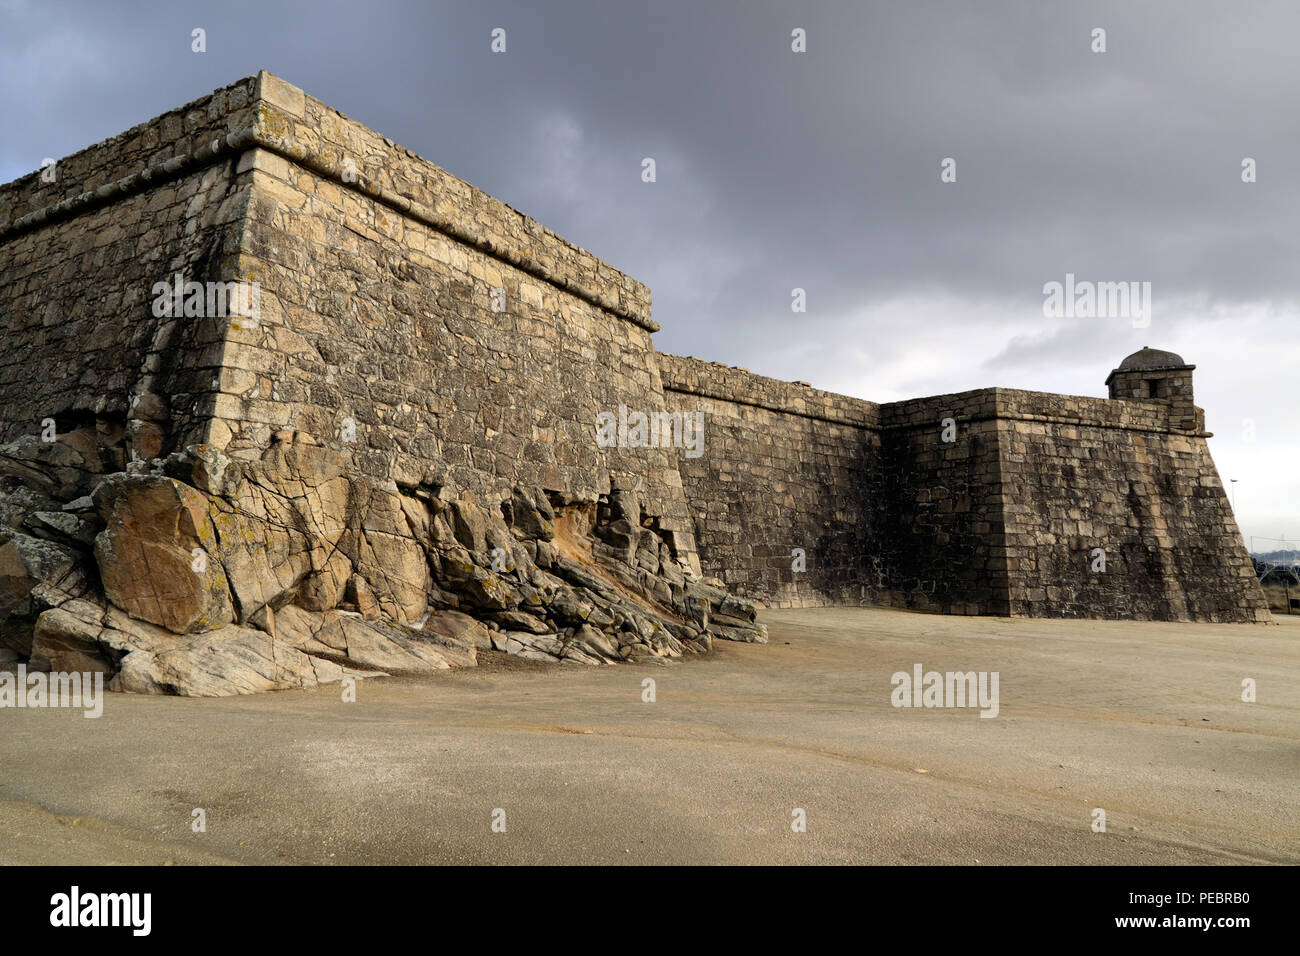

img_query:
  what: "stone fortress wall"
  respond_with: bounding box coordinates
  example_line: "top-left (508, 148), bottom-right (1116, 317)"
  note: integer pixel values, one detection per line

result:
top-left (990, 389), bottom-right (1261, 620)
top-left (669, 358), bottom-right (1267, 622)
top-left (0, 70), bottom-right (1269, 684)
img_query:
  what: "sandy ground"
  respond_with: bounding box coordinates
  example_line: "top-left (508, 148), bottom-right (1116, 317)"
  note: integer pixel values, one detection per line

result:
top-left (1, 607), bottom-right (1297, 865)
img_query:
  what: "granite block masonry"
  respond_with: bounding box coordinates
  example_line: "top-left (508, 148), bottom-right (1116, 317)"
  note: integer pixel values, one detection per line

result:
top-left (0, 73), bottom-right (1268, 694)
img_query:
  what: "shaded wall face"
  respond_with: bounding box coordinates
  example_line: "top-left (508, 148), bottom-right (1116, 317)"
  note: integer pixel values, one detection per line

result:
top-left (668, 395), bottom-right (883, 606)
top-left (217, 154), bottom-right (698, 560)
top-left (0, 162), bottom-right (251, 459)
top-left (655, 355), bottom-right (883, 607)
top-left (879, 396), bottom-right (1009, 616)
top-left (999, 420), bottom-right (1268, 622)
top-left (0, 77), bottom-right (260, 462)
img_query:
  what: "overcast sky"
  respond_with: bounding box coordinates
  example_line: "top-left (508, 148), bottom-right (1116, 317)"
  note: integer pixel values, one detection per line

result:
top-left (2, 0), bottom-right (1296, 548)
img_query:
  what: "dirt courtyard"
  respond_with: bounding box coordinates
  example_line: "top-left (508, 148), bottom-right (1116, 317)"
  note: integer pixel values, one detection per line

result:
top-left (2, 606), bottom-right (1296, 865)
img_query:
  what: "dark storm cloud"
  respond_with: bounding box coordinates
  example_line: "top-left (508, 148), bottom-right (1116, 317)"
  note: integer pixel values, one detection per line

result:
top-left (2, 0), bottom-right (1295, 538)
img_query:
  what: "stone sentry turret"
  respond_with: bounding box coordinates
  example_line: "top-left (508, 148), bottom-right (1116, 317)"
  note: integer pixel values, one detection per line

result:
top-left (1105, 346), bottom-right (1203, 432)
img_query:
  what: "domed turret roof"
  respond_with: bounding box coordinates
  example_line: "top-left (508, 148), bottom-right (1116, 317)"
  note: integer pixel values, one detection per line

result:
top-left (1116, 346), bottom-right (1189, 371)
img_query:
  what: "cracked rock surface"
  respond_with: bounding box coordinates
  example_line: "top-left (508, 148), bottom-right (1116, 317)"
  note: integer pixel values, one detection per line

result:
top-left (0, 429), bottom-right (765, 695)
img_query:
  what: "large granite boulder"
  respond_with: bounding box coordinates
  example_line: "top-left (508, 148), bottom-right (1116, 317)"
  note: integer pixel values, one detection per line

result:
top-left (92, 475), bottom-right (235, 634)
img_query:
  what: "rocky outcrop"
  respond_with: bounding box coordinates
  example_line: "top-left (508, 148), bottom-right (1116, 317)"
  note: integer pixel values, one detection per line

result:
top-left (0, 428), bottom-right (765, 696)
